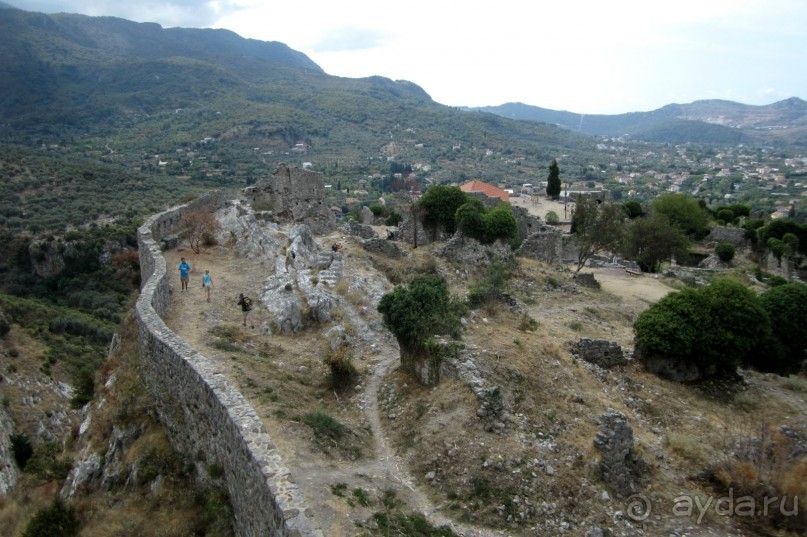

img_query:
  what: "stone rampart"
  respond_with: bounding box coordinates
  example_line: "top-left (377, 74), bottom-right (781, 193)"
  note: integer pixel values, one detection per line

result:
top-left (136, 191), bottom-right (321, 537)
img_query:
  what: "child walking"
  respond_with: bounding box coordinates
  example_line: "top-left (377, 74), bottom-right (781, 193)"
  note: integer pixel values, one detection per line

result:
top-left (202, 270), bottom-right (213, 302)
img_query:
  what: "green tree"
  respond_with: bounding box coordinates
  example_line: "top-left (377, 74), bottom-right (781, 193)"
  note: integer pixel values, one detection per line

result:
top-left (378, 276), bottom-right (465, 379)
top-left (455, 198), bottom-right (486, 241)
top-left (651, 193), bottom-right (708, 239)
top-left (417, 185), bottom-right (469, 238)
top-left (634, 279), bottom-right (772, 378)
top-left (480, 203), bottom-right (518, 244)
top-left (754, 283), bottom-right (807, 374)
top-left (571, 198), bottom-right (625, 273)
top-left (546, 159), bottom-right (561, 200)
top-left (622, 200), bottom-right (643, 219)
top-left (622, 213), bottom-right (689, 272)
top-left (715, 242), bottom-right (735, 263)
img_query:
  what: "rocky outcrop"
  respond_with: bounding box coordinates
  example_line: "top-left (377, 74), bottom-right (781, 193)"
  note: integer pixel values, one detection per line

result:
top-left (0, 407), bottom-right (18, 495)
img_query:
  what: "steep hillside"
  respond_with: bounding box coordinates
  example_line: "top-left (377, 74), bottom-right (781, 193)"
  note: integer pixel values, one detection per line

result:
top-left (154, 198), bottom-right (806, 537)
top-left (0, 6), bottom-right (597, 188)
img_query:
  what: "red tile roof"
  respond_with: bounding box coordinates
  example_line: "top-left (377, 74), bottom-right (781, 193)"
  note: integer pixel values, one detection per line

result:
top-left (459, 180), bottom-right (510, 202)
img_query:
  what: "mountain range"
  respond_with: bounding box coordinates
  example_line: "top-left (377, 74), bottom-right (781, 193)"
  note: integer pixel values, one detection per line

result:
top-left (469, 97), bottom-right (807, 147)
top-left (1, 1), bottom-right (806, 171)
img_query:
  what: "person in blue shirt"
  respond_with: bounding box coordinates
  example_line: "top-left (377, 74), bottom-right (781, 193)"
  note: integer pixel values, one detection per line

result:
top-left (178, 257), bottom-right (191, 291)
top-left (202, 269), bottom-right (213, 302)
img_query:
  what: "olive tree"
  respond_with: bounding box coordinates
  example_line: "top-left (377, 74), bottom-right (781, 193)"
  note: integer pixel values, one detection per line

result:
top-left (378, 275), bottom-right (465, 382)
top-left (571, 198), bottom-right (625, 273)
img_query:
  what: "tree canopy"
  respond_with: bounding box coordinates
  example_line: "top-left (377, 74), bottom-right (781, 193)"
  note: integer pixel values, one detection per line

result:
top-left (622, 212), bottom-right (689, 272)
top-left (634, 279), bottom-right (772, 377)
top-left (571, 198), bottom-right (625, 273)
top-left (417, 185), bottom-right (469, 236)
top-left (651, 193), bottom-right (709, 239)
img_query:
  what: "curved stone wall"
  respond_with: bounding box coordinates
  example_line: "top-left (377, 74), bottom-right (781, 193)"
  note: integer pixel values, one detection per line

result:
top-left (135, 192), bottom-right (321, 537)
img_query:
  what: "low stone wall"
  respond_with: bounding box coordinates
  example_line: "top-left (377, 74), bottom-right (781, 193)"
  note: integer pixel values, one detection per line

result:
top-left (136, 192), bottom-right (321, 537)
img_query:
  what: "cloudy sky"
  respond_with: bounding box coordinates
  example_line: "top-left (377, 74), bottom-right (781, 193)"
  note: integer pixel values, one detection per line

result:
top-left (8, 0), bottom-right (807, 114)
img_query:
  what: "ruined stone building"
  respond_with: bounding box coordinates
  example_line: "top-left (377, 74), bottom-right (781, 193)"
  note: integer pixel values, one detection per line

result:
top-left (242, 163), bottom-right (335, 234)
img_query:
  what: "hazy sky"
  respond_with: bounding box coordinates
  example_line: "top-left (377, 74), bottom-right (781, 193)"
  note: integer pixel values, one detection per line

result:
top-left (8, 0), bottom-right (807, 114)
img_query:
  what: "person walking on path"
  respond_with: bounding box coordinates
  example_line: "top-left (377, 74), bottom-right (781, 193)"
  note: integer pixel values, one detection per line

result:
top-left (202, 269), bottom-right (213, 302)
top-left (285, 246), bottom-right (295, 273)
top-left (178, 257), bottom-right (191, 291)
top-left (237, 293), bottom-right (254, 328)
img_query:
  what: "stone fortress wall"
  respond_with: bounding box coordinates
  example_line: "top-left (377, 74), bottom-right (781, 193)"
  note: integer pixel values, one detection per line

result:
top-left (135, 191), bottom-right (322, 537)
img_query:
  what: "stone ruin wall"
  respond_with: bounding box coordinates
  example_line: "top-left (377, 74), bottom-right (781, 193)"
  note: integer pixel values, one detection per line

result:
top-left (136, 191), bottom-right (322, 537)
top-left (242, 163), bottom-right (335, 235)
top-left (517, 224), bottom-right (565, 264)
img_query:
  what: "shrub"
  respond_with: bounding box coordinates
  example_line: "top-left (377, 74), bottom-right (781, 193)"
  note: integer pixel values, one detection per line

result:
top-left (302, 411), bottom-right (344, 441)
top-left (21, 497), bottom-right (79, 537)
top-left (378, 275), bottom-right (465, 352)
top-left (715, 242), bottom-right (735, 263)
top-left (634, 279), bottom-right (771, 377)
top-left (545, 211), bottom-right (560, 225)
top-left (384, 212), bottom-right (402, 226)
top-left (622, 200), bottom-right (643, 219)
top-left (716, 208), bottom-right (735, 224)
top-left (753, 283), bottom-right (807, 374)
top-left (24, 442), bottom-right (72, 481)
top-left (324, 345), bottom-right (359, 392)
top-left (179, 211), bottom-right (220, 254)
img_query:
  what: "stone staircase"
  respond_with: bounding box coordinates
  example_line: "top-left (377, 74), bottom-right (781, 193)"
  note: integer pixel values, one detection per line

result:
top-left (316, 251), bottom-right (343, 286)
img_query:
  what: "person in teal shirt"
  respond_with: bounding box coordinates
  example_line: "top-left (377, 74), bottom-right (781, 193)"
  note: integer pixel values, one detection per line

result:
top-left (178, 257), bottom-right (191, 291)
top-left (202, 269), bottom-right (213, 302)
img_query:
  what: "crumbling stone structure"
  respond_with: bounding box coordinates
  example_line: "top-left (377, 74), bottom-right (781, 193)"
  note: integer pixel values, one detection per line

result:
top-left (136, 191), bottom-right (322, 537)
top-left (242, 163), bottom-right (335, 235)
top-left (593, 409), bottom-right (642, 495)
top-left (517, 224), bottom-right (564, 263)
top-left (705, 226), bottom-right (747, 247)
top-left (570, 338), bottom-right (627, 368)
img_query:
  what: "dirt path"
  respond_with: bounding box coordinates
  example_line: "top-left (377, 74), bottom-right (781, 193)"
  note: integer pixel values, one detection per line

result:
top-left (162, 243), bottom-right (506, 536)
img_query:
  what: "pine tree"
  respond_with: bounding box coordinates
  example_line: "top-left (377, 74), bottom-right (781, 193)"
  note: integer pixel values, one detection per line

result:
top-left (546, 159), bottom-right (561, 200)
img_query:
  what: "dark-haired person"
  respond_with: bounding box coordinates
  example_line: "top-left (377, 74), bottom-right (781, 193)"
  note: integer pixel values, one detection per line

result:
top-left (178, 257), bottom-right (191, 291)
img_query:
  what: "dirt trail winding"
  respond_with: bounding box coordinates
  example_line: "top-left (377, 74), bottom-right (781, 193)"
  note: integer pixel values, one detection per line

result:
top-left (162, 241), bottom-right (504, 536)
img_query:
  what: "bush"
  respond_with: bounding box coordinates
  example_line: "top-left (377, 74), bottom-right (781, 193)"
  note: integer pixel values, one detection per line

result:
top-left (324, 345), bottom-right (359, 392)
top-left (22, 497), bottom-right (79, 537)
top-left (634, 279), bottom-right (771, 377)
top-left (545, 211), bottom-right (560, 225)
top-left (753, 283), bottom-right (807, 374)
top-left (302, 411), bottom-right (344, 441)
top-left (378, 275), bottom-right (465, 352)
top-left (715, 242), bottom-right (735, 263)
top-left (384, 212), bottom-right (402, 226)
top-left (456, 201), bottom-right (518, 244)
